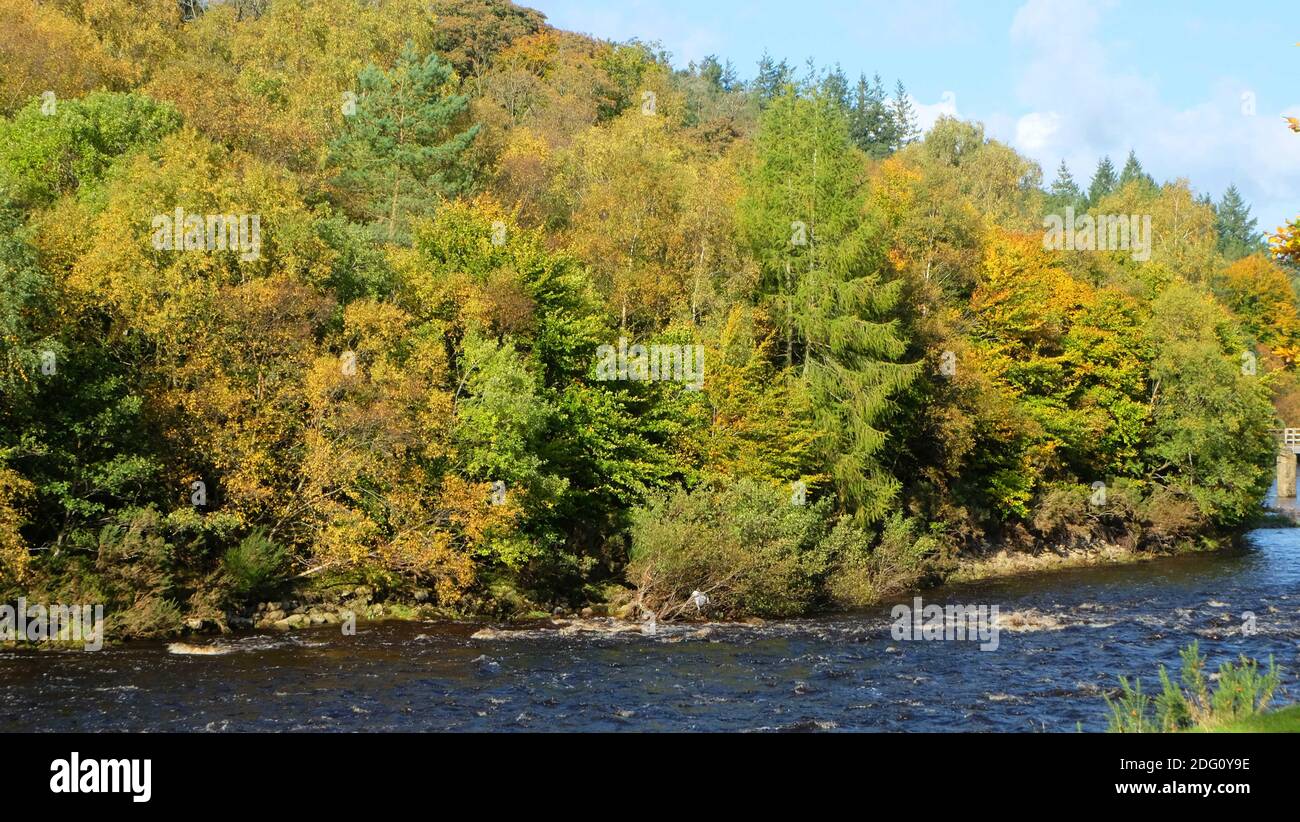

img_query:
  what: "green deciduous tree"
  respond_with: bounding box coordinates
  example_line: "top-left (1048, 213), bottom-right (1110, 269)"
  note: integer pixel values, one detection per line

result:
top-left (1145, 284), bottom-right (1275, 525)
top-left (0, 91), bottom-right (180, 207)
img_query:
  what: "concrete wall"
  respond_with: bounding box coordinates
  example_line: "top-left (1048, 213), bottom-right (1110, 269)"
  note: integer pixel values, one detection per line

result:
top-left (1278, 448), bottom-right (1297, 498)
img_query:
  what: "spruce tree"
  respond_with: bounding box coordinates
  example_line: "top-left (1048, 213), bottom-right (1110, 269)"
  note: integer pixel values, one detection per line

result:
top-left (821, 65), bottom-right (851, 112)
top-left (1215, 184), bottom-right (1265, 260)
top-left (753, 54), bottom-right (794, 107)
top-left (890, 79), bottom-right (920, 150)
top-left (1087, 155), bottom-right (1117, 206)
top-left (849, 73), bottom-right (894, 158)
top-left (1117, 149), bottom-right (1155, 191)
top-left (1047, 160), bottom-right (1084, 213)
top-left (849, 74), bottom-right (871, 149)
top-left (329, 41), bottom-right (479, 242)
top-left (738, 86), bottom-right (918, 521)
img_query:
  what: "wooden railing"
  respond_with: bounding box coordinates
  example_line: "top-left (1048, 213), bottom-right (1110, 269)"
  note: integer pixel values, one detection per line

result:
top-left (1271, 428), bottom-right (1300, 446)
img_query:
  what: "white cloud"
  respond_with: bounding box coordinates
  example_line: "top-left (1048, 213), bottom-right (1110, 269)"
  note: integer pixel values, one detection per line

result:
top-left (1014, 111), bottom-right (1061, 152)
top-left (991, 0), bottom-right (1300, 233)
top-left (914, 91), bottom-right (959, 132)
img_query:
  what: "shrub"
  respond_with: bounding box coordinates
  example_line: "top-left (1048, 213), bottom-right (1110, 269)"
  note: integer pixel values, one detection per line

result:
top-left (1030, 481), bottom-right (1205, 552)
top-left (826, 514), bottom-right (939, 608)
top-left (1104, 676), bottom-right (1156, 733)
top-left (219, 529), bottom-right (288, 604)
top-left (1139, 488), bottom-right (1202, 547)
top-left (85, 508), bottom-right (184, 639)
top-left (1030, 483), bottom-right (1093, 546)
top-left (113, 594), bottom-right (184, 639)
top-left (630, 482), bottom-right (944, 618)
top-left (628, 479), bottom-right (834, 619)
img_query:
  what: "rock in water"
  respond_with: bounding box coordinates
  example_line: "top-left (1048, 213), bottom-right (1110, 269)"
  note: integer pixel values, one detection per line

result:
top-left (167, 642), bottom-right (231, 655)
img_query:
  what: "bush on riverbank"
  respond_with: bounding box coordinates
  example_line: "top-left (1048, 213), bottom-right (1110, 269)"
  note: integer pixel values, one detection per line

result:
top-left (1105, 642), bottom-right (1283, 732)
top-left (218, 529), bottom-right (289, 605)
top-left (627, 480), bottom-right (942, 617)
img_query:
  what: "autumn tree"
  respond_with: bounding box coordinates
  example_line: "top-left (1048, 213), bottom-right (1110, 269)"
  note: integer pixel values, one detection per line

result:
top-left (1216, 254), bottom-right (1300, 361)
top-left (428, 0), bottom-right (547, 91)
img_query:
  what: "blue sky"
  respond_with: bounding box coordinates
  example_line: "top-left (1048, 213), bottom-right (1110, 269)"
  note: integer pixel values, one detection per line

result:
top-left (527, 0), bottom-right (1300, 234)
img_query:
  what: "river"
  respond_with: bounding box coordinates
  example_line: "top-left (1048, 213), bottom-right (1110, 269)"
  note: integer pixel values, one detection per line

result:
top-left (3, 526), bottom-right (1298, 732)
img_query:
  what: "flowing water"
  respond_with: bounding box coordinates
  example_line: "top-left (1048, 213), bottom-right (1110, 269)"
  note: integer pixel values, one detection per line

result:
top-left (4, 527), bottom-right (1299, 732)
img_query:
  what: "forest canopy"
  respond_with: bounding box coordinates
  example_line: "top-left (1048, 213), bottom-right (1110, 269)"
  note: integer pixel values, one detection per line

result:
top-left (1, 0), bottom-right (1296, 631)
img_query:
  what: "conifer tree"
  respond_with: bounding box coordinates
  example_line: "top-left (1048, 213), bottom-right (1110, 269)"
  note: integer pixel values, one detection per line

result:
top-left (1117, 149), bottom-right (1155, 191)
top-left (738, 86), bottom-right (917, 520)
top-left (1087, 155), bottom-right (1117, 206)
top-left (1047, 159), bottom-right (1084, 213)
top-left (753, 53), bottom-right (794, 107)
top-left (849, 73), bottom-right (895, 158)
top-left (890, 79), bottom-right (920, 149)
top-left (1215, 184), bottom-right (1265, 260)
top-left (329, 41), bottom-right (480, 242)
top-left (695, 55), bottom-right (737, 92)
top-left (820, 65), bottom-right (851, 112)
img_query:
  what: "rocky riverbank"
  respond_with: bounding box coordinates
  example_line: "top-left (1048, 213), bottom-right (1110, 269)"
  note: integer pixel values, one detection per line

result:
top-left (169, 518), bottom-right (1293, 640)
top-left (181, 585), bottom-right (440, 635)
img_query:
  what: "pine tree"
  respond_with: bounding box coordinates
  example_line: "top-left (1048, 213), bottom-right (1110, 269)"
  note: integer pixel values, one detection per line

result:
top-left (849, 73), bottom-right (895, 158)
top-left (1047, 160), bottom-right (1084, 213)
top-left (738, 86), bottom-right (918, 521)
top-left (695, 55), bottom-right (724, 91)
top-left (1215, 184), bottom-right (1265, 260)
top-left (753, 53), bottom-right (794, 107)
top-left (1118, 149), bottom-right (1155, 191)
top-left (694, 55), bottom-right (738, 93)
top-left (328, 41), bottom-right (480, 242)
top-left (820, 65), bottom-right (850, 112)
top-left (1087, 155), bottom-right (1117, 207)
top-left (890, 79), bottom-right (920, 150)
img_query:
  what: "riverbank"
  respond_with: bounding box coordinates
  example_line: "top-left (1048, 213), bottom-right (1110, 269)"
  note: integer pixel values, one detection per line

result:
top-left (1192, 704), bottom-right (1300, 732)
top-left (183, 538), bottom-right (1225, 638)
top-left (7, 511), bottom-right (1290, 648)
top-left (948, 509), bottom-right (1299, 587)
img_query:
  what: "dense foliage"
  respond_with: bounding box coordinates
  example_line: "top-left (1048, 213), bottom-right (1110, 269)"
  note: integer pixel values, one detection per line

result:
top-left (1, 0), bottom-right (1294, 630)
